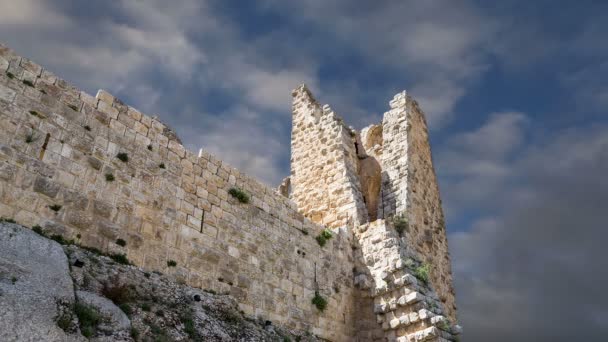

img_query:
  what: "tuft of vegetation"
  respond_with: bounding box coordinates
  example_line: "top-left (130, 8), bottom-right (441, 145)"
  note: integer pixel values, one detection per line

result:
top-left (311, 291), bottom-right (328, 311)
top-left (119, 303), bottom-right (133, 316)
top-left (159, 163), bottom-right (165, 169)
top-left (22, 79), bottom-right (34, 87)
top-left (109, 253), bottom-right (130, 265)
top-left (437, 319), bottom-right (451, 331)
top-left (105, 173), bottom-right (115, 182)
top-left (116, 152), bottom-right (129, 162)
top-left (25, 131), bottom-right (36, 143)
top-left (300, 229), bottom-right (308, 235)
top-left (167, 260), bottom-right (177, 267)
top-left (6, 71), bottom-right (15, 79)
top-left (315, 229), bottom-right (333, 247)
top-left (413, 263), bottom-right (431, 284)
top-left (393, 213), bottom-right (409, 235)
top-left (29, 110), bottom-right (40, 117)
top-left (102, 280), bottom-right (133, 305)
top-left (67, 104), bottom-right (79, 112)
top-left (0, 217), bottom-right (16, 223)
top-left (140, 303), bottom-right (151, 312)
top-left (83, 125), bottom-right (91, 131)
top-left (49, 204), bottom-right (62, 212)
top-left (181, 311), bottom-right (197, 338)
top-left (147, 144), bottom-right (153, 151)
top-left (74, 302), bottom-right (101, 338)
top-left (56, 312), bottom-right (72, 332)
top-left (115, 238), bottom-right (126, 247)
top-left (50, 234), bottom-right (75, 245)
top-left (11, 276), bottom-right (17, 284)
top-left (228, 187), bottom-right (250, 204)
top-left (404, 258), bottom-right (415, 269)
top-left (32, 225), bottom-right (43, 235)
top-left (130, 327), bottom-right (140, 339)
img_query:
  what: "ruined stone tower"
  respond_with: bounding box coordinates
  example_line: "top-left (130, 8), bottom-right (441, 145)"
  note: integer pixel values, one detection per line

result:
top-left (0, 42), bottom-right (459, 342)
top-left (290, 85), bottom-right (458, 340)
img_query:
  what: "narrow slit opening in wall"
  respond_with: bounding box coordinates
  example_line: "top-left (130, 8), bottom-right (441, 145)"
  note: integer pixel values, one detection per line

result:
top-left (39, 133), bottom-right (50, 160)
top-left (200, 210), bottom-right (205, 233)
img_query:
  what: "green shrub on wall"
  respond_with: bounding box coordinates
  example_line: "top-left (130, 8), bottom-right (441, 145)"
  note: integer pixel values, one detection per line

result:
top-left (116, 152), bottom-right (129, 162)
top-left (392, 213), bottom-right (408, 235)
top-left (311, 291), bottom-right (328, 311)
top-left (413, 263), bottom-right (431, 284)
top-left (315, 229), bottom-right (333, 247)
top-left (228, 188), bottom-right (250, 204)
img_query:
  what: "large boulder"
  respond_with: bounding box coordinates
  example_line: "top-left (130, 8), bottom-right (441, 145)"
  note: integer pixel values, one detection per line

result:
top-left (76, 290), bottom-right (131, 332)
top-left (0, 222), bottom-right (82, 342)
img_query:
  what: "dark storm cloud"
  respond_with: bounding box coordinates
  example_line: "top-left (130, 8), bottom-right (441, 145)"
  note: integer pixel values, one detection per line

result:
top-left (450, 125), bottom-right (608, 341)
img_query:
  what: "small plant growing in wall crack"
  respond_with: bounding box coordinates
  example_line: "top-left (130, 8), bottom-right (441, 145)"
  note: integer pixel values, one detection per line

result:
top-left (105, 173), bottom-right (115, 182)
top-left (25, 131), bottom-right (37, 143)
top-left (437, 319), bottom-right (451, 331)
top-left (413, 263), bottom-right (431, 284)
top-left (115, 238), bottom-right (126, 247)
top-left (109, 253), bottom-right (130, 265)
top-left (311, 291), bottom-right (328, 311)
top-left (83, 125), bottom-right (91, 131)
top-left (167, 260), bottom-right (177, 267)
top-left (116, 152), bottom-right (129, 162)
top-left (392, 213), bottom-right (408, 236)
top-left (228, 187), bottom-right (250, 204)
top-left (49, 204), bottom-right (62, 212)
top-left (22, 79), bottom-right (34, 87)
top-left (6, 71), bottom-right (15, 79)
top-left (315, 229), bottom-right (333, 247)
top-left (159, 163), bottom-right (165, 169)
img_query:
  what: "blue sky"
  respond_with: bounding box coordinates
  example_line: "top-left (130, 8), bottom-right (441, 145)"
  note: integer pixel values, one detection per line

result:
top-left (1, 1), bottom-right (607, 340)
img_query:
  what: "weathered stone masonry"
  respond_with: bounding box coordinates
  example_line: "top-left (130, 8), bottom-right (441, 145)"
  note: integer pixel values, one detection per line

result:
top-left (0, 43), bottom-right (459, 341)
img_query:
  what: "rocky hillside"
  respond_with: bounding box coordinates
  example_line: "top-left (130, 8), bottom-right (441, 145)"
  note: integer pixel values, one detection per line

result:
top-left (0, 221), bottom-right (317, 342)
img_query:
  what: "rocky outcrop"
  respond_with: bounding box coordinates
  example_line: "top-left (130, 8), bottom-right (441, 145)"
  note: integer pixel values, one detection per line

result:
top-left (0, 223), bottom-right (317, 341)
top-left (0, 222), bottom-right (83, 342)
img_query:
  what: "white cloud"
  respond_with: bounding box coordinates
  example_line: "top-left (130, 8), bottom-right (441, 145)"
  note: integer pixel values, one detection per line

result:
top-left (175, 106), bottom-right (287, 186)
top-left (256, 0), bottom-right (499, 127)
top-left (447, 124), bottom-right (608, 341)
top-left (0, 0), bottom-right (69, 28)
top-left (436, 111), bottom-right (527, 217)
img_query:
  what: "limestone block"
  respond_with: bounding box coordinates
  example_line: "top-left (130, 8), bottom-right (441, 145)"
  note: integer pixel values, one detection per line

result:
top-left (0, 57), bottom-right (8, 71)
top-left (98, 100), bottom-right (119, 119)
top-left (389, 318), bottom-right (400, 329)
top-left (0, 84), bottom-right (17, 103)
top-left (33, 176), bottom-right (60, 198)
top-left (96, 89), bottom-right (114, 104)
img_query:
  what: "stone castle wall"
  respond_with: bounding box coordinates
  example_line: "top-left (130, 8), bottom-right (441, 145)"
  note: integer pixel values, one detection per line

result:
top-left (289, 89), bottom-right (457, 324)
top-left (290, 85), bottom-right (368, 228)
top-left (0, 42), bottom-right (459, 341)
top-left (0, 44), bottom-right (358, 341)
top-left (379, 92), bottom-right (456, 320)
